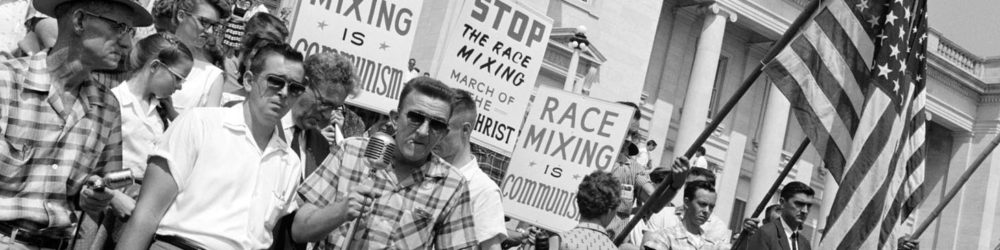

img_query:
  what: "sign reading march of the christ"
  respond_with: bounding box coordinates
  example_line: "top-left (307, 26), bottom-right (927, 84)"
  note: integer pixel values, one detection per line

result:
top-left (501, 86), bottom-right (632, 232)
top-left (288, 0), bottom-right (423, 114)
top-left (436, 0), bottom-right (553, 154)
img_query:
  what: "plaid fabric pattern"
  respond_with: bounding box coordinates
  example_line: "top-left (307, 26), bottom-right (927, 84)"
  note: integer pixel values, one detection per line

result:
top-left (557, 222), bottom-right (616, 250)
top-left (0, 52), bottom-right (123, 231)
top-left (297, 137), bottom-right (477, 250)
top-left (469, 143), bottom-right (508, 184)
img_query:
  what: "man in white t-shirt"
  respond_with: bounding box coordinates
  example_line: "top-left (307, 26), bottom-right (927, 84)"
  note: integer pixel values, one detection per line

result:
top-left (150, 0), bottom-right (231, 115)
top-left (118, 44), bottom-right (307, 249)
top-left (643, 167), bottom-right (730, 245)
top-left (433, 89), bottom-right (508, 249)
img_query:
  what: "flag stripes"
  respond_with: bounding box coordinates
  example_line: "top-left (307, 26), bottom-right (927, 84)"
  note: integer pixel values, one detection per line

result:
top-left (762, 0), bottom-right (929, 248)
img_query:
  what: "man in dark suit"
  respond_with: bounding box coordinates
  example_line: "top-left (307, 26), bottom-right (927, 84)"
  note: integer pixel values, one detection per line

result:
top-left (745, 181), bottom-right (815, 250)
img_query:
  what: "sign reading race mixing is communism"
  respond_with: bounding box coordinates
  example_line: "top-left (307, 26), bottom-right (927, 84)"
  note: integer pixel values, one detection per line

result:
top-left (288, 0), bottom-right (423, 114)
top-left (501, 86), bottom-right (632, 232)
top-left (436, 0), bottom-right (552, 154)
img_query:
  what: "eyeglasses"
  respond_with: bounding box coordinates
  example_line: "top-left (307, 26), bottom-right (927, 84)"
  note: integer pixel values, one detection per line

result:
top-left (155, 60), bottom-right (186, 82)
top-left (404, 111), bottom-right (450, 135)
top-left (182, 11), bottom-right (222, 32)
top-left (265, 75), bottom-right (306, 96)
top-left (81, 11), bottom-right (134, 36)
top-left (310, 87), bottom-right (341, 113)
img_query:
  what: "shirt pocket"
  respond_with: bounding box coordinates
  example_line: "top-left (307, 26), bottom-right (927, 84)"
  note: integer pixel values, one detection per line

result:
top-left (0, 139), bottom-right (33, 182)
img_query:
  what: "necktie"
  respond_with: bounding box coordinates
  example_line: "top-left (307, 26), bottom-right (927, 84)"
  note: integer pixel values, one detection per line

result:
top-left (291, 127), bottom-right (302, 157)
top-left (791, 232), bottom-right (799, 250)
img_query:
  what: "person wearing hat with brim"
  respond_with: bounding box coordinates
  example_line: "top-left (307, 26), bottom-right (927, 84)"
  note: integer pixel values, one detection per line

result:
top-left (0, 0), bottom-right (151, 249)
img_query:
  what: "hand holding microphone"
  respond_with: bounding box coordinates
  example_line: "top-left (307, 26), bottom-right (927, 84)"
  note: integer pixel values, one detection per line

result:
top-left (80, 170), bottom-right (135, 215)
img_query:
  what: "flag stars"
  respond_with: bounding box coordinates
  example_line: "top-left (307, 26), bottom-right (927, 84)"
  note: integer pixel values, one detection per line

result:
top-left (885, 11), bottom-right (898, 26)
top-left (878, 63), bottom-right (892, 79)
top-left (318, 21), bottom-right (328, 29)
top-left (903, 6), bottom-right (911, 20)
top-left (868, 15), bottom-right (881, 28)
top-left (899, 26), bottom-right (907, 39)
top-left (856, 0), bottom-right (870, 11)
top-left (890, 44), bottom-right (901, 58)
top-left (899, 59), bottom-right (908, 73)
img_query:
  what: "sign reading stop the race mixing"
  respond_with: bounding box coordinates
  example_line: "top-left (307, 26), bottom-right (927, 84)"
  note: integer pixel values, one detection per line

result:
top-left (288, 0), bottom-right (423, 114)
top-left (500, 86), bottom-right (632, 232)
top-left (436, 0), bottom-right (553, 154)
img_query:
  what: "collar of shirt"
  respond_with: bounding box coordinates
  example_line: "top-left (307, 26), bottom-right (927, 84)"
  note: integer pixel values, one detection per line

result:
top-left (781, 218), bottom-right (799, 236)
top-left (20, 51), bottom-right (110, 112)
top-left (576, 222), bottom-right (610, 237)
top-left (114, 81), bottom-right (160, 118)
top-left (223, 103), bottom-right (294, 155)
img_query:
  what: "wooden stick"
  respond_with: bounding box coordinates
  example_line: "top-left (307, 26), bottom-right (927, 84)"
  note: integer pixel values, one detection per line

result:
top-left (731, 138), bottom-right (811, 249)
top-left (912, 133), bottom-right (1000, 237)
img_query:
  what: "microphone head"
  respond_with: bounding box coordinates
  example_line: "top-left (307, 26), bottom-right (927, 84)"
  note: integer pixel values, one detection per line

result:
top-left (364, 132), bottom-right (397, 170)
top-left (93, 170), bottom-right (134, 191)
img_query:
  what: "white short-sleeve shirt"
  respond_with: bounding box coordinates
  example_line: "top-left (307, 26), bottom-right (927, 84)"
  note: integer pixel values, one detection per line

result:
top-left (171, 60), bottom-right (223, 114)
top-left (111, 81), bottom-right (164, 177)
top-left (458, 157), bottom-right (508, 243)
top-left (152, 104), bottom-right (302, 249)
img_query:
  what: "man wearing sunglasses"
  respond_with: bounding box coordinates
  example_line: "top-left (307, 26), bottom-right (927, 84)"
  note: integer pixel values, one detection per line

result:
top-left (150, 0), bottom-right (231, 115)
top-left (0, 0), bottom-right (151, 248)
top-left (292, 77), bottom-right (477, 249)
top-left (118, 43), bottom-right (307, 249)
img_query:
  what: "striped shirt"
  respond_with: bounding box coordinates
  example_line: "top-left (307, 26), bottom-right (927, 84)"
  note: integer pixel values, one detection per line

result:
top-left (297, 137), bottom-right (477, 250)
top-left (611, 156), bottom-right (650, 214)
top-left (0, 51), bottom-right (123, 232)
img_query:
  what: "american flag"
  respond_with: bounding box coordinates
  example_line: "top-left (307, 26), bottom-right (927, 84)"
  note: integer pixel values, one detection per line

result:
top-left (763, 0), bottom-right (928, 248)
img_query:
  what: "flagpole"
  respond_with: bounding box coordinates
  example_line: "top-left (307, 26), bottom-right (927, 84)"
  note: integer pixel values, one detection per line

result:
top-left (612, 0), bottom-right (823, 245)
top-left (911, 133), bottom-right (1000, 238)
top-left (731, 138), bottom-right (811, 249)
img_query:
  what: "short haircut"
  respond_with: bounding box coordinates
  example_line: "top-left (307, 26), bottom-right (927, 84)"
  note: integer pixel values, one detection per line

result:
top-left (130, 32), bottom-right (193, 69)
top-left (617, 101), bottom-right (641, 120)
top-left (397, 77), bottom-right (455, 115)
top-left (780, 181), bottom-right (815, 200)
top-left (242, 13), bottom-right (289, 47)
top-left (683, 180), bottom-right (716, 200)
top-left (688, 167), bottom-right (717, 184)
top-left (152, 0), bottom-right (231, 31)
top-left (576, 171), bottom-right (621, 219)
top-left (697, 146), bottom-right (707, 155)
top-left (451, 89), bottom-right (477, 121)
top-left (304, 52), bottom-right (359, 97)
top-left (647, 140), bottom-right (658, 147)
top-left (248, 43), bottom-right (303, 75)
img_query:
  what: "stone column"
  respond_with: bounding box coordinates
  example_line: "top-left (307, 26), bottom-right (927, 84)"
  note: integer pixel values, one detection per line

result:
top-left (927, 132), bottom-right (972, 250)
top-left (744, 84), bottom-right (791, 214)
top-left (717, 132), bottom-right (748, 227)
top-left (673, 4), bottom-right (733, 154)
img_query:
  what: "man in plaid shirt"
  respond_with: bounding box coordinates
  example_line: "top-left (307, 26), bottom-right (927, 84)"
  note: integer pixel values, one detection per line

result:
top-left (292, 77), bottom-right (477, 249)
top-left (0, 0), bottom-right (152, 248)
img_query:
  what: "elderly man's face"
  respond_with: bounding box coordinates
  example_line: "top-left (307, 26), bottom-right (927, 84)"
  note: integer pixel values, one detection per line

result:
top-left (292, 81), bottom-right (348, 130)
top-left (77, 5), bottom-right (135, 70)
top-left (175, 2), bottom-right (222, 55)
top-left (246, 53), bottom-right (305, 126)
top-left (394, 92), bottom-right (451, 163)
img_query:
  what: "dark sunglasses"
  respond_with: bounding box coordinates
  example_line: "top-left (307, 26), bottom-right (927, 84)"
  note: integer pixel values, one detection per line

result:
top-left (310, 88), bottom-right (341, 112)
top-left (81, 11), bottom-right (134, 36)
top-left (265, 75), bottom-right (306, 96)
top-left (405, 111), bottom-right (450, 135)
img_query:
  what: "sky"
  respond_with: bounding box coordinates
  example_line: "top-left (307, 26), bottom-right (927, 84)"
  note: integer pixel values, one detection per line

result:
top-left (928, 0), bottom-right (1000, 57)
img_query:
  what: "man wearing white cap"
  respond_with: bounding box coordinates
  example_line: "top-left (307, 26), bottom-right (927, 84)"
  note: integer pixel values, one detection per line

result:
top-left (0, 0), bottom-right (151, 248)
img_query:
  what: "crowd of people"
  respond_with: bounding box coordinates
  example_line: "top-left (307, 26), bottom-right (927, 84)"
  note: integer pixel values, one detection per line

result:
top-left (0, 0), bottom-right (923, 249)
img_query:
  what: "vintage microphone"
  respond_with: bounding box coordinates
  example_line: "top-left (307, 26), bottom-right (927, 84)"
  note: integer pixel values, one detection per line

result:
top-left (343, 132), bottom-right (396, 249)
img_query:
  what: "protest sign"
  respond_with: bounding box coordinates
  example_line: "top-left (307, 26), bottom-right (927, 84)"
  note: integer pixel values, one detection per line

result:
top-left (500, 86), bottom-right (632, 232)
top-left (436, 0), bottom-right (552, 154)
top-left (288, 0), bottom-right (423, 114)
